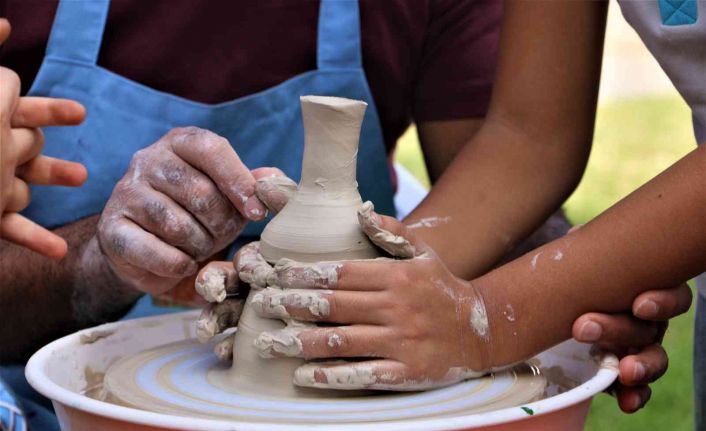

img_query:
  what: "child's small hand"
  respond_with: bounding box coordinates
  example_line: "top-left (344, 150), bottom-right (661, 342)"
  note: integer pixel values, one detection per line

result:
top-left (0, 18), bottom-right (87, 258)
top-left (199, 204), bottom-right (492, 390)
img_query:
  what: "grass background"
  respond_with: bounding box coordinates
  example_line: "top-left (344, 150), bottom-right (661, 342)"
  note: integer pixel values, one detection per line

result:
top-left (394, 95), bottom-right (697, 430)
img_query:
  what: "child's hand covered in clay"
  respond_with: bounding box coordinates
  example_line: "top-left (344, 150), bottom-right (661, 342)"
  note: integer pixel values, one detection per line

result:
top-left (0, 19), bottom-right (87, 258)
top-left (255, 206), bottom-right (492, 390)
top-left (196, 195), bottom-right (493, 390)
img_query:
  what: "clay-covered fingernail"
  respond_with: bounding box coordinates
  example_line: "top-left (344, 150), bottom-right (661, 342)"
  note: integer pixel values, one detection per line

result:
top-left (633, 362), bottom-right (646, 382)
top-left (245, 196), bottom-right (267, 220)
top-left (254, 329), bottom-right (303, 358)
top-left (357, 201), bottom-right (379, 225)
top-left (195, 267), bottom-right (227, 303)
top-left (271, 259), bottom-right (341, 290)
top-left (635, 299), bottom-right (660, 318)
top-left (293, 366), bottom-right (327, 387)
top-left (578, 321), bottom-right (602, 342)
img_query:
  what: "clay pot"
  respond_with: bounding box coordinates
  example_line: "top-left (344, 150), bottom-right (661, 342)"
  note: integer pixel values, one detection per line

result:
top-left (230, 96), bottom-right (380, 397)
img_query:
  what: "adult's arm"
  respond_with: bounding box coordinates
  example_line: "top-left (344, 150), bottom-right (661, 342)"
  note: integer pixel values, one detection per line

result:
top-left (412, 0), bottom-right (608, 279)
top-left (0, 216), bottom-right (141, 363)
top-left (0, 126), bottom-right (278, 362)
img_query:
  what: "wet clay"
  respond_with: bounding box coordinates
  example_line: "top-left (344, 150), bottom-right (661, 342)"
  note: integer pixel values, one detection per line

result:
top-left (102, 338), bottom-right (547, 422)
top-left (106, 96), bottom-right (381, 403)
top-left (229, 96), bottom-right (381, 397)
top-left (102, 96), bottom-right (548, 417)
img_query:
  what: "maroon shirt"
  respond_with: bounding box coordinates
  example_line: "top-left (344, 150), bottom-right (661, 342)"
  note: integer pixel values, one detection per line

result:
top-left (0, 0), bottom-right (501, 152)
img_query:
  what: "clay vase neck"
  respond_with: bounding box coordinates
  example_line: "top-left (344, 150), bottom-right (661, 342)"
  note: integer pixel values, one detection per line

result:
top-left (227, 96), bottom-right (381, 398)
top-left (259, 95), bottom-right (380, 263)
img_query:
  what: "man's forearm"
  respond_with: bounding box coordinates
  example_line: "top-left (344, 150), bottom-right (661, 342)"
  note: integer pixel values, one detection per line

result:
top-left (0, 215), bottom-right (142, 363)
top-left (475, 145), bottom-right (706, 368)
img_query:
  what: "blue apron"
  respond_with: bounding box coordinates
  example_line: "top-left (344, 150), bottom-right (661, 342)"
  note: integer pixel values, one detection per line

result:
top-left (6, 1), bottom-right (395, 429)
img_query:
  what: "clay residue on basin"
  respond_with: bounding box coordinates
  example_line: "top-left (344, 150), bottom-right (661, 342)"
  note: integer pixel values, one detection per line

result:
top-left (79, 329), bottom-right (115, 344)
top-left (82, 366), bottom-right (107, 401)
top-left (541, 365), bottom-right (581, 397)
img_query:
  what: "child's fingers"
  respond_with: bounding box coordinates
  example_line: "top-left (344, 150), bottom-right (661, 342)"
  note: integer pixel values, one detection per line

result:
top-left (11, 97), bottom-right (86, 128)
top-left (195, 261), bottom-right (240, 303)
top-left (632, 283), bottom-right (693, 321)
top-left (294, 359), bottom-right (409, 390)
top-left (357, 201), bottom-right (428, 258)
top-left (3, 177), bottom-right (31, 212)
top-left (17, 155), bottom-right (88, 187)
top-left (0, 213), bottom-right (68, 259)
top-left (11, 127), bottom-right (44, 165)
top-left (234, 241), bottom-right (273, 288)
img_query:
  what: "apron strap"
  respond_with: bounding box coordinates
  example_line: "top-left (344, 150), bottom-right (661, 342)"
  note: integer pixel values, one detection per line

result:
top-left (317, 0), bottom-right (363, 70)
top-left (45, 0), bottom-right (110, 64)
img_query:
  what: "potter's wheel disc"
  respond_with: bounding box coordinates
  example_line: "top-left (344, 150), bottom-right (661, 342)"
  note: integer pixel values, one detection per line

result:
top-left (104, 340), bottom-right (545, 424)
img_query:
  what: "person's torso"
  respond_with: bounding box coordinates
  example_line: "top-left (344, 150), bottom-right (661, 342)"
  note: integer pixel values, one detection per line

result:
top-left (0, 0), bottom-right (500, 151)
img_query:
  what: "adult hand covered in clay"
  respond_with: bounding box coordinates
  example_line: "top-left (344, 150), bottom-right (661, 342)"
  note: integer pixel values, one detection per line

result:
top-left (95, 127), bottom-right (269, 296)
top-left (192, 171), bottom-right (298, 359)
top-left (0, 19), bottom-right (87, 259)
top-left (197, 192), bottom-right (492, 390)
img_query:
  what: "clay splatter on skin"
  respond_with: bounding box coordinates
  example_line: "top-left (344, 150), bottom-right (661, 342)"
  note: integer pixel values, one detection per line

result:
top-left (406, 216), bottom-right (451, 230)
top-left (236, 242), bottom-right (274, 288)
top-left (270, 259), bottom-right (341, 290)
top-left (293, 364), bottom-right (485, 391)
top-left (502, 304), bottom-right (516, 322)
top-left (551, 250), bottom-right (563, 261)
top-left (530, 252), bottom-right (541, 270)
top-left (294, 363), bottom-right (377, 389)
top-left (254, 326), bottom-right (305, 358)
top-left (431, 277), bottom-right (457, 300)
top-left (327, 333), bottom-right (343, 348)
top-left (251, 288), bottom-right (331, 319)
top-left (80, 329), bottom-right (115, 345)
top-left (470, 299), bottom-right (489, 340)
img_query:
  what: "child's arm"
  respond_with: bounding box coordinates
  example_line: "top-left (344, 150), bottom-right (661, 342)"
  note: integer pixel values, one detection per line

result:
top-left (409, 0), bottom-right (608, 279)
top-left (237, 146), bottom-right (702, 393)
top-left (476, 144), bottom-right (706, 367)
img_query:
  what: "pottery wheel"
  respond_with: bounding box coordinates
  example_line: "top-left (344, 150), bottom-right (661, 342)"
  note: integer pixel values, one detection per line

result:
top-left (103, 339), bottom-right (546, 424)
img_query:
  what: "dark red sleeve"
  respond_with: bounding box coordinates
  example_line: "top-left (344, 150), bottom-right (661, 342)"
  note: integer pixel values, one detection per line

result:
top-left (0, 0), bottom-right (58, 96)
top-left (413, 0), bottom-right (502, 122)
